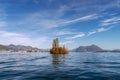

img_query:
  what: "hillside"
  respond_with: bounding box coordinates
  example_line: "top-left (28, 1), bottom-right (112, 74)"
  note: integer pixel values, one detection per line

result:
top-left (0, 44), bottom-right (45, 52)
top-left (74, 45), bottom-right (103, 52)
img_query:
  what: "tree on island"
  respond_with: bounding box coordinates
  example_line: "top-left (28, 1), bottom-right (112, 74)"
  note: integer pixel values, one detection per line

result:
top-left (50, 38), bottom-right (68, 54)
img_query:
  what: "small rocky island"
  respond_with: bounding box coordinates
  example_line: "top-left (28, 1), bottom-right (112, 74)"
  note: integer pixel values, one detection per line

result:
top-left (50, 38), bottom-right (68, 54)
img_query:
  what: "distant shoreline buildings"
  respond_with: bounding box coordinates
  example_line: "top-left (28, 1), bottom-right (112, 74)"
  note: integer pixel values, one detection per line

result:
top-left (0, 44), bottom-right (47, 53)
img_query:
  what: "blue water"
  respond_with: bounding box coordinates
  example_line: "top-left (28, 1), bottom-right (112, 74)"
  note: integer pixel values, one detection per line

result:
top-left (0, 52), bottom-right (120, 80)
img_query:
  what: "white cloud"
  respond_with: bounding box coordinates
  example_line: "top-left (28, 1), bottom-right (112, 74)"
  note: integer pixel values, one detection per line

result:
top-left (0, 30), bottom-right (31, 45)
top-left (97, 27), bottom-right (109, 32)
top-left (87, 31), bottom-right (96, 36)
top-left (56, 30), bottom-right (75, 36)
top-left (60, 41), bottom-right (74, 45)
top-left (23, 12), bottom-right (63, 28)
top-left (23, 13), bottom-right (99, 29)
top-left (0, 21), bottom-right (7, 27)
top-left (101, 17), bottom-right (120, 26)
top-left (88, 26), bottom-right (114, 36)
top-left (96, 0), bottom-right (120, 12)
top-left (102, 17), bottom-right (120, 23)
top-left (0, 30), bottom-right (51, 48)
top-left (36, 20), bottom-right (60, 28)
top-left (30, 36), bottom-right (52, 48)
top-left (66, 33), bottom-right (85, 39)
top-left (63, 14), bottom-right (98, 24)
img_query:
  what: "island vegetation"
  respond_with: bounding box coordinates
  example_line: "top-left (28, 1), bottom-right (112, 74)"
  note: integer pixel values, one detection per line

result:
top-left (50, 38), bottom-right (68, 54)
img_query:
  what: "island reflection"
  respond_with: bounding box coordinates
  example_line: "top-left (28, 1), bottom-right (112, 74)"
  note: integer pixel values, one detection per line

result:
top-left (51, 54), bottom-right (66, 64)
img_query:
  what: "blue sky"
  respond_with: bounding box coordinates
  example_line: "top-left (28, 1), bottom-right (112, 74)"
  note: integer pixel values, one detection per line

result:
top-left (0, 0), bottom-right (120, 49)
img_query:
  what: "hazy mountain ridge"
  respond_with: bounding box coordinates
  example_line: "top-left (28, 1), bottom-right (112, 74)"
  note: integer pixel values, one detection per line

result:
top-left (0, 44), bottom-right (46, 52)
top-left (73, 45), bottom-right (120, 52)
top-left (0, 44), bottom-right (120, 53)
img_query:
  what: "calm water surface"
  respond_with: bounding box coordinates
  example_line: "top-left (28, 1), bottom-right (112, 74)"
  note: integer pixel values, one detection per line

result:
top-left (0, 52), bottom-right (120, 80)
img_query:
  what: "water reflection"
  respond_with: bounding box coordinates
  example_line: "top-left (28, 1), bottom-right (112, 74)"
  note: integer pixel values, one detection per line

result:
top-left (51, 54), bottom-right (66, 64)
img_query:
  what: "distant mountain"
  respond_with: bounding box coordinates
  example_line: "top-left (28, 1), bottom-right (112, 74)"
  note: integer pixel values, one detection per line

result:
top-left (73, 45), bottom-right (103, 52)
top-left (0, 44), bottom-right (46, 52)
top-left (8, 44), bottom-right (37, 51)
top-left (0, 44), bottom-right (9, 50)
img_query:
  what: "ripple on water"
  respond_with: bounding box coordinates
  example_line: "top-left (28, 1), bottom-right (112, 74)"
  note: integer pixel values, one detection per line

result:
top-left (0, 52), bottom-right (120, 80)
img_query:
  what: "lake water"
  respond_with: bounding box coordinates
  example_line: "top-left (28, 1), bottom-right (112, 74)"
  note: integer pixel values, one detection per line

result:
top-left (0, 52), bottom-right (120, 80)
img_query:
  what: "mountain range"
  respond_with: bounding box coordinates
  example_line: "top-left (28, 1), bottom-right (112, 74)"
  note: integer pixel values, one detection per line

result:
top-left (0, 44), bottom-right (46, 52)
top-left (0, 44), bottom-right (120, 53)
top-left (73, 44), bottom-right (120, 52)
